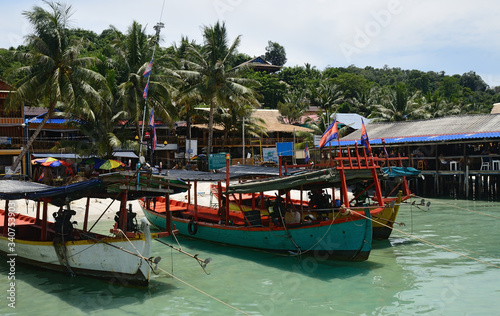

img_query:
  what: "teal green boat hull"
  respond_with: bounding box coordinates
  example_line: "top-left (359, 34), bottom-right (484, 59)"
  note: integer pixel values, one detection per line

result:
top-left (142, 207), bottom-right (373, 261)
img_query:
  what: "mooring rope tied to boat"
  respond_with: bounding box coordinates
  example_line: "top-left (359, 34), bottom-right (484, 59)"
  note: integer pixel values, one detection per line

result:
top-left (414, 195), bottom-right (500, 219)
top-left (354, 212), bottom-right (500, 269)
top-left (154, 238), bottom-right (212, 274)
top-left (155, 265), bottom-right (251, 316)
top-left (110, 230), bottom-right (249, 315)
top-left (288, 211), bottom-right (342, 256)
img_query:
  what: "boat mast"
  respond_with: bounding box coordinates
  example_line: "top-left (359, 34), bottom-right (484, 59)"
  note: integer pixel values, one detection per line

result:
top-left (138, 20), bottom-right (164, 166)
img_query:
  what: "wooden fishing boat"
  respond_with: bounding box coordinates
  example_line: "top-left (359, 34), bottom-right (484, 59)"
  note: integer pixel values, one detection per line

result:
top-left (140, 149), bottom-right (402, 261)
top-left (208, 157), bottom-right (420, 241)
top-left (369, 165), bottom-right (421, 239)
top-left (0, 171), bottom-right (188, 286)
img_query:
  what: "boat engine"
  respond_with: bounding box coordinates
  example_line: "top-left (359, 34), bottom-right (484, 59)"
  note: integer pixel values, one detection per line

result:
top-left (114, 204), bottom-right (139, 232)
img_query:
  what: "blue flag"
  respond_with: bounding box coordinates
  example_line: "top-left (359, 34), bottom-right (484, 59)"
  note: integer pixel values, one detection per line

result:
top-left (360, 118), bottom-right (372, 153)
top-left (319, 120), bottom-right (339, 149)
top-left (143, 60), bottom-right (153, 77)
top-left (143, 82), bottom-right (149, 100)
top-left (149, 109), bottom-right (157, 151)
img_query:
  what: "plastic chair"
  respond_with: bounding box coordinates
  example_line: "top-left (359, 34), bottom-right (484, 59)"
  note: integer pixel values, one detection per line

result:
top-left (449, 161), bottom-right (458, 170)
top-left (480, 157), bottom-right (491, 170)
top-left (492, 160), bottom-right (500, 170)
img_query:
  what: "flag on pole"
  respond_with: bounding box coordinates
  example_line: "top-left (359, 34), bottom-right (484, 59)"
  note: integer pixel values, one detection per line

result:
top-left (304, 143), bottom-right (309, 162)
top-left (149, 109), bottom-right (157, 151)
top-left (143, 82), bottom-right (149, 100)
top-left (360, 118), bottom-right (372, 154)
top-left (319, 120), bottom-right (339, 149)
top-left (38, 170), bottom-right (44, 182)
top-left (143, 60), bottom-right (153, 77)
top-left (382, 138), bottom-right (389, 158)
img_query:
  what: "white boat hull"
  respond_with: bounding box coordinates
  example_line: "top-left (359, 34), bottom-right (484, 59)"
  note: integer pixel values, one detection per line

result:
top-left (0, 218), bottom-right (153, 285)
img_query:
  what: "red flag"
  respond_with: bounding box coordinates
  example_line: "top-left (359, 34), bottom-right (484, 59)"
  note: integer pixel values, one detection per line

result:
top-left (360, 118), bottom-right (372, 154)
top-left (319, 120), bottom-right (339, 149)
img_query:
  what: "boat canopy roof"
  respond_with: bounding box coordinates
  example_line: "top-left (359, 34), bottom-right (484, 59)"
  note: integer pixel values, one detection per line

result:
top-left (226, 167), bottom-right (381, 194)
top-left (0, 171), bottom-right (189, 205)
top-left (0, 179), bottom-right (101, 203)
top-left (381, 166), bottom-right (421, 178)
top-left (162, 165), bottom-right (304, 182)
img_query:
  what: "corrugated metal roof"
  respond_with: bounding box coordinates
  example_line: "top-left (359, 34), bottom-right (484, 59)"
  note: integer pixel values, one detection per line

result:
top-left (335, 114), bottom-right (500, 146)
top-left (30, 118), bottom-right (68, 124)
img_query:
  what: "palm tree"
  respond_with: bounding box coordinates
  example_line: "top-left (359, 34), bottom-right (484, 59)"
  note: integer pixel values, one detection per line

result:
top-left (371, 83), bottom-right (422, 121)
top-left (112, 21), bottom-right (177, 135)
top-left (7, 1), bottom-right (110, 171)
top-left (311, 80), bottom-right (344, 113)
top-left (277, 89), bottom-right (309, 125)
top-left (179, 21), bottom-right (261, 155)
top-left (421, 92), bottom-right (459, 118)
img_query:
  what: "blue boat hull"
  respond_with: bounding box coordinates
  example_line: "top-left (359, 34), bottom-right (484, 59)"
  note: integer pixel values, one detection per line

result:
top-left (142, 207), bottom-right (373, 261)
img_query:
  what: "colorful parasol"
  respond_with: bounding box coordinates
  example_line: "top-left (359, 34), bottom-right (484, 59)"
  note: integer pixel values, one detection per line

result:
top-left (82, 157), bottom-right (106, 166)
top-left (31, 157), bottom-right (58, 165)
top-left (31, 157), bottom-right (71, 167)
top-left (98, 159), bottom-right (126, 170)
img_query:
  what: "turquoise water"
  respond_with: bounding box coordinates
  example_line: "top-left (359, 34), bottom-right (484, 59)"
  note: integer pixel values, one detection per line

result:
top-left (1, 198), bottom-right (500, 315)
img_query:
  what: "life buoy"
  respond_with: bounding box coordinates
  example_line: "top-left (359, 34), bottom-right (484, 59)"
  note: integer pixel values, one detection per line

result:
top-left (188, 219), bottom-right (198, 235)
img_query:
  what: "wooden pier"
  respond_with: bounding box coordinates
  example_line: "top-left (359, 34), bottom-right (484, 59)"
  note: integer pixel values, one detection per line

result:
top-left (412, 168), bottom-right (500, 201)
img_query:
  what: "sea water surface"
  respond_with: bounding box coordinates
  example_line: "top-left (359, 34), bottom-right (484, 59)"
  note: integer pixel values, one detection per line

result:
top-left (1, 197), bottom-right (500, 315)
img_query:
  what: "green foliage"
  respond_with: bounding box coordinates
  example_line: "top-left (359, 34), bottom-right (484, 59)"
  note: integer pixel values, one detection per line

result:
top-left (264, 41), bottom-right (287, 66)
top-left (277, 89), bottom-right (308, 125)
top-left (244, 71), bottom-right (287, 109)
top-left (1, 2), bottom-right (499, 157)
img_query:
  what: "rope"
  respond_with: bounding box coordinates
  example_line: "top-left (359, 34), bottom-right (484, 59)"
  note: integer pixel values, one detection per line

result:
top-left (277, 211), bottom-right (302, 256)
top-left (89, 231), bottom-right (248, 315)
top-left (155, 265), bottom-right (250, 316)
top-left (288, 211), bottom-right (342, 256)
top-left (414, 195), bottom-right (500, 219)
top-left (353, 211), bottom-right (500, 269)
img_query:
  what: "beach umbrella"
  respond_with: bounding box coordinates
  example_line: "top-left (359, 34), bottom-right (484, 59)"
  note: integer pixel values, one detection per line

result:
top-left (31, 157), bottom-right (58, 165)
top-left (82, 157), bottom-right (105, 166)
top-left (41, 159), bottom-right (71, 167)
top-left (99, 159), bottom-right (125, 170)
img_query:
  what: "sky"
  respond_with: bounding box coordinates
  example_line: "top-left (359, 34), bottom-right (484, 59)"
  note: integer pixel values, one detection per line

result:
top-left (2, 0), bottom-right (500, 87)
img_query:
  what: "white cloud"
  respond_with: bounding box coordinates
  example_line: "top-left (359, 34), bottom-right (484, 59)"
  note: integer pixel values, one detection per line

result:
top-left (2, 0), bottom-right (500, 86)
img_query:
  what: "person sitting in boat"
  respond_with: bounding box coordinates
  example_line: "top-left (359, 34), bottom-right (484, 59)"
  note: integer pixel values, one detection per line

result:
top-left (217, 199), bottom-right (228, 224)
top-left (269, 195), bottom-right (285, 224)
top-left (53, 207), bottom-right (77, 239)
top-left (352, 182), bottom-right (369, 206)
top-left (308, 190), bottom-right (330, 210)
